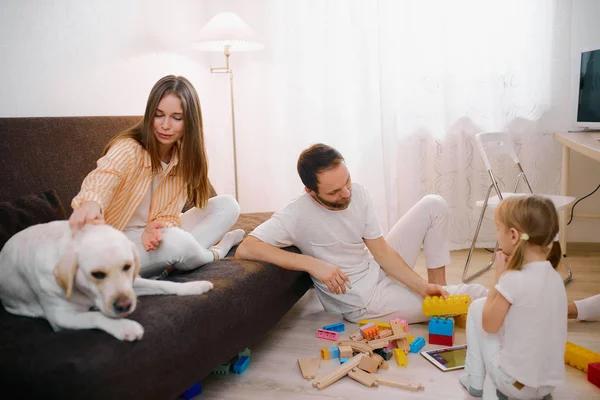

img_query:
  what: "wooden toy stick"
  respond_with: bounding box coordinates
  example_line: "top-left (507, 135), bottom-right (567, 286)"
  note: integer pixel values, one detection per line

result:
top-left (312, 353), bottom-right (365, 390)
top-left (336, 341), bottom-right (374, 354)
top-left (298, 358), bottom-right (320, 380)
top-left (367, 332), bottom-right (407, 347)
top-left (369, 353), bottom-right (388, 370)
top-left (358, 355), bottom-right (380, 373)
top-left (377, 376), bottom-right (424, 391)
top-left (348, 367), bottom-right (379, 387)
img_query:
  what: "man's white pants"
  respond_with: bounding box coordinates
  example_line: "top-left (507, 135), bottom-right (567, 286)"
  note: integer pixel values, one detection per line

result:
top-left (463, 298), bottom-right (555, 400)
top-left (125, 195), bottom-right (240, 277)
top-left (343, 194), bottom-right (488, 323)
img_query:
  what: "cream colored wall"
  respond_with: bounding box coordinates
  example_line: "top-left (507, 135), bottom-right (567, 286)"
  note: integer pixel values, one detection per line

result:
top-left (567, 0), bottom-right (600, 243)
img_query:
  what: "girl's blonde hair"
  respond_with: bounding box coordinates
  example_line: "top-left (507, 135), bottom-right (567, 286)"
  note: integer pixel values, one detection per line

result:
top-left (495, 194), bottom-right (561, 271)
top-left (104, 75), bottom-right (211, 209)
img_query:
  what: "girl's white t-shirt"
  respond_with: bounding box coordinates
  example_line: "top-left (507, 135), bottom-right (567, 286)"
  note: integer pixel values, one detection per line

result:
top-left (495, 260), bottom-right (567, 388)
top-left (125, 161), bottom-right (168, 231)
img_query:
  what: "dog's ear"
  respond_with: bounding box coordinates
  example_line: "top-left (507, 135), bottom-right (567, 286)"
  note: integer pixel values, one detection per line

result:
top-left (54, 243), bottom-right (79, 299)
top-left (130, 242), bottom-right (140, 281)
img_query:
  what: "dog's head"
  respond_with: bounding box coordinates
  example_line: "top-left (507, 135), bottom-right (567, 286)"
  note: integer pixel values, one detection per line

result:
top-left (54, 224), bottom-right (140, 318)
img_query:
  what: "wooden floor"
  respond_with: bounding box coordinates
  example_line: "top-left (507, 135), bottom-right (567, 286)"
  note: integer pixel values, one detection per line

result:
top-left (199, 248), bottom-right (600, 399)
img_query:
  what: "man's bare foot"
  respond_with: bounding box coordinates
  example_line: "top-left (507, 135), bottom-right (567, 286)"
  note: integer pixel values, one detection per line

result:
top-left (568, 301), bottom-right (578, 319)
top-left (428, 266), bottom-right (447, 286)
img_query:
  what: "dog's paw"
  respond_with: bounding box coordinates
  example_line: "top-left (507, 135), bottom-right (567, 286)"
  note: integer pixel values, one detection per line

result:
top-left (176, 280), bottom-right (214, 296)
top-left (107, 319), bottom-right (144, 342)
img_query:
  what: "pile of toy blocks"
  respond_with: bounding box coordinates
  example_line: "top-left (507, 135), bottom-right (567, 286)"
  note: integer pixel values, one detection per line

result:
top-left (422, 294), bottom-right (471, 346)
top-left (564, 341), bottom-right (600, 389)
top-left (211, 347), bottom-right (251, 376)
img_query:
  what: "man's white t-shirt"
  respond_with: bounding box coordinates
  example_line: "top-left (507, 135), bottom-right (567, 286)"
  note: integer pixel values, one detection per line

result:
top-left (495, 260), bottom-right (567, 388)
top-left (250, 182), bottom-right (383, 314)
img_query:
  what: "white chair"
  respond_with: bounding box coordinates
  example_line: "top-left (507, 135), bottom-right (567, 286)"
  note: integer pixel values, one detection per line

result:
top-left (462, 132), bottom-right (576, 284)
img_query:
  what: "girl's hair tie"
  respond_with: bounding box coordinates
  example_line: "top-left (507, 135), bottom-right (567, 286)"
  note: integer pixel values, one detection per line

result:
top-left (520, 233), bottom-right (529, 241)
top-left (553, 234), bottom-right (559, 242)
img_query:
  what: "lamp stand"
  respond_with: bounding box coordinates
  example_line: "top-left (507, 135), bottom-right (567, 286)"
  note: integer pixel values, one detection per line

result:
top-left (210, 45), bottom-right (239, 202)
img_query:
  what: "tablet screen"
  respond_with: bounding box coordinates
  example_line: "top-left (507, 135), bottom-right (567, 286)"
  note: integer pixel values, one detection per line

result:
top-left (421, 344), bottom-right (467, 371)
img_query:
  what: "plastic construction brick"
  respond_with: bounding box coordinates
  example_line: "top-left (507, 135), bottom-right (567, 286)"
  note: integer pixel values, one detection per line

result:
top-left (340, 357), bottom-right (350, 364)
top-left (211, 362), bottom-right (230, 375)
top-left (429, 317), bottom-right (455, 336)
top-left (238, 347), bottom-right (251, 358)
top-left (454, 314), bottom-right (468, 329)
top-left (328, 346), bottom-right (340, 359)
top-left (588, 362), bottom-right (600, 389)
top-left (564, 342), bottom-right (600, 373)
top-left (358, 319), bottom-right (391, 330)
top-left (233, 355), bottom-right (250, 374)
top-left (394, 348), bottom-right (407, 367)
top-left (409, 337), bottom-right (426, 354)
top-left (359, 322), bottom-right (375, 332)
top-left (422, 294), bottom-right (471, 316)
top-left (179, 381), bottom-right (202, 399)
top-left (375, 347), bottom-right (394, 361)
top-left (317, 329), bottom-right (339, 341)
top-left (407, 334), bottom-right (416, 345)
top-left (429, 333), bottom-right (454, 347)
top-left (323, 322), bottom-right (345, 332)
top-left (362, 325), bottom-right (379, 341)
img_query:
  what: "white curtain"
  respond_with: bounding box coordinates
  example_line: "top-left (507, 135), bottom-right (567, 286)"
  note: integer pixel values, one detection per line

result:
top-left (224, 0), bottom-right (572, 249)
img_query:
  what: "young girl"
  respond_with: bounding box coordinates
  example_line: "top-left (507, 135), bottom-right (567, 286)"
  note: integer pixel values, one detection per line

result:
top-left (70, 75), bottom-right (244, 278)
top-left (460, 195), bottom-right (567, 399)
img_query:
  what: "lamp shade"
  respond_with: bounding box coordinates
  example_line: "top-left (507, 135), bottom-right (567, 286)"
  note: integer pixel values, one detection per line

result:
top-left (193, 12), bottom-right (264, 51)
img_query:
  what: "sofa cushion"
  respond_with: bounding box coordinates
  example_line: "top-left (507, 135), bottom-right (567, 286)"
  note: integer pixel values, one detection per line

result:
top-left (0, 189), bottom-right (66, 251)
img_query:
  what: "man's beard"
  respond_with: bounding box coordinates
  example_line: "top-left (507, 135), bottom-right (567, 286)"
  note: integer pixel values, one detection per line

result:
top-left (315, 193), bottom-right (351, 210)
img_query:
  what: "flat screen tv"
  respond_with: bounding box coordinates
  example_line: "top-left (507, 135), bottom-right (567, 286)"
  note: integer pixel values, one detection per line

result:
top-left (575, 47), bottom-right (600, 130)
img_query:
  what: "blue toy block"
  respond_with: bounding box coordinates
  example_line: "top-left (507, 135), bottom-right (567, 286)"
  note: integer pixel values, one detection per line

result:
top-left (233, 356), bottom-right (250, 374)
top-left (409, 337), bottom-right (426, 353)
top-left (323, 322), bottom-right (345, 332)
top-left (180, 381), bottom-right (202, 399)
top-left (429, 317), bottom-right (454, 336)
top-left (328, 346), bottom-right (340, 359)
top-left (340, 357), bottom-right (350, 364)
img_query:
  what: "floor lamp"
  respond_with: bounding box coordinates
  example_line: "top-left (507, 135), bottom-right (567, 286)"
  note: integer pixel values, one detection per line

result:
top-left (194, 12), bottom-right (264, 202)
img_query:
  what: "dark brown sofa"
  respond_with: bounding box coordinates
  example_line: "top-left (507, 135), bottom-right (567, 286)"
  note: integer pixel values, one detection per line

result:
top-left (0, 117), bottom-right (312, 399)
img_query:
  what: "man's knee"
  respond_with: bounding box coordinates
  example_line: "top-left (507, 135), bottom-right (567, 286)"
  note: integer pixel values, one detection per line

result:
top-left (420, 194), bottom-right (448, 217)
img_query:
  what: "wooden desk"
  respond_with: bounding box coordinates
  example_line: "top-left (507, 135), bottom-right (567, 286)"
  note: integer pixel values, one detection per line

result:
top-left (553, 131), bottom-right (600, 253)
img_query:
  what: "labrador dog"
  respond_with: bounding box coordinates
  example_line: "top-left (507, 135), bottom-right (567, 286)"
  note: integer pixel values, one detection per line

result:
top-left (0, 220), bottom-right (213, 341)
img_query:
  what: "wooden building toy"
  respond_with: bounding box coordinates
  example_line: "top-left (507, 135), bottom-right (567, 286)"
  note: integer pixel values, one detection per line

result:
top-left (338, 345), bottom-right (353, 359)
top-left (298, 358), bottom-right (320, 380)
top-left (374, 347), bottom-right (394, 361)
top-left (348, 367), bottom-right (378, 387)
top-left (564, 342), bottom-right (600, 373)
top-left (369, 352), bottom-right (388, 370)
top-left (376, 376), bottom-right (425, 392)
top-left (422, 294), bottom-right (471, 316)
top-left (588, 362), bottom-right (600, 389)
top-left (358, 354), bottom-right (380, 373)
top-left (323, 322), bottom-right (345, 332)
top-left (349, 330), bottom-right (363, 341)
top-left (336, 340), bottom-right (374, 355)
top-left (312, 353), bottom-right (366, 390)
top-left (317, 329), bottom-right (339, 341)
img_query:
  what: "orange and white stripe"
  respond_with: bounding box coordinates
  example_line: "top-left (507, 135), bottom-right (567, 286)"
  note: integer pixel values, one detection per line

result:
top-left (72, 138), bottom-right (186, 230)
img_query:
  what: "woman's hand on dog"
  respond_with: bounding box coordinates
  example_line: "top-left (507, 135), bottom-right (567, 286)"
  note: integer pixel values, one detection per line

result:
top-left (142, 221), bottom-right (164, 251)
top-left (69, 201), bottom-right (104, 234)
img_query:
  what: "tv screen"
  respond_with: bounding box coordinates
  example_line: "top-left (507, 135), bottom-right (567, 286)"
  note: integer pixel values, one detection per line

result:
top-left (577, 48), bottom-right (600, 125)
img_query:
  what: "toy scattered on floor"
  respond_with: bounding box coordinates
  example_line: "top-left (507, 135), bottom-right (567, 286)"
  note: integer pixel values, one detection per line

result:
top-left (409, 337), bottom-right (426, 353)
top-left (564, 341), bottom-right (600, 373)
top-left (588, 362), bottom-right (600, 389)
top-left (179, 381), bottom-right (202, 399)
top-left (298, 358), bottom-right (320, 379)
top-left (317, 328), bottom-right (340, 341)
top-left (211, 347), bottom-right (251, 375)
top-left (323, 322), bottom-right (345, 332)
top-left (422, 294), bottom-right (471, 316)
top-left (454, 313), bottom-right (468, 329)
top-left (394, 348), bottom-right (407, 367)
top-left (233, 356), bottom-right (250, 374)
top-left (428, 317), bottom-right (455, 346)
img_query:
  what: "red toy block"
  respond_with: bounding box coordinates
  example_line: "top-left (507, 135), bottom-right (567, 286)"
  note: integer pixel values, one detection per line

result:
top-left (589, 362), bottom-right (600, 389)
top-left (317, 329), bottom-right (339, 341)
top-left (429, 333), bottom-right (453, 346)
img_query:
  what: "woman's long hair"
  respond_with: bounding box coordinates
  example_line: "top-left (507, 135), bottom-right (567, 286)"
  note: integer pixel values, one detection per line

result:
top-left (104, 75), bottom-right (210, 208)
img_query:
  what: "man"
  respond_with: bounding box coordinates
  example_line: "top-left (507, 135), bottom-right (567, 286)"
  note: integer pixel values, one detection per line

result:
top-left (235, 144), bottom-right (487, 323)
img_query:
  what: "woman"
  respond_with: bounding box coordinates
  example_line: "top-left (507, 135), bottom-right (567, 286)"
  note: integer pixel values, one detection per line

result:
top-left (70, 75), bottom-right (244, 277)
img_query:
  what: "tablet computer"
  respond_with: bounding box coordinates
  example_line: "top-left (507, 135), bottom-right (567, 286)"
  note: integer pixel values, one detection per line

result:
top-left (420, 344), bottom-right (467, 372)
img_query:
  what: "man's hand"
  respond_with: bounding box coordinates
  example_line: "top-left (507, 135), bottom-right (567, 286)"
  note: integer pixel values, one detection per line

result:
top-left (309, 259), bottom-right (351, 295)
top-left (69, 201), bottom-right (104, 234)
top-left (421, 283), bottom-right (449, 299)
top-left (142, 221), bottom-right (164, 251)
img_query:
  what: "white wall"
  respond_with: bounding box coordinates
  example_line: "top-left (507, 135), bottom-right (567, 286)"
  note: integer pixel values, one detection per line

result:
top-left (568, 0), bottom-right (600, 243)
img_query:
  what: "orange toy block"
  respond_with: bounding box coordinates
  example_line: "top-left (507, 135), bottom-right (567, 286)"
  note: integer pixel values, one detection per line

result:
top-left (422, 294), bottom-right (471, 316)
top-left (362, 325), bottom-right (379, 340)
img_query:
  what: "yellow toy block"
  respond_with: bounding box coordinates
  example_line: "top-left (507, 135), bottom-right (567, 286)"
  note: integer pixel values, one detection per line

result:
top-left (422, 294), bottom-right (471, 316)
top-left (394, 348), bottom-right (407, 367)
top-left (455, 314), bottom-right (467, 329)
top-left (358, 319), bottom-right (391, 331)
top-left (564, 342), bottom-right (600, 373)
top-left (407, 335), bottom-right (416, 345)
top-left (320, 348), bottom-right (330, 360)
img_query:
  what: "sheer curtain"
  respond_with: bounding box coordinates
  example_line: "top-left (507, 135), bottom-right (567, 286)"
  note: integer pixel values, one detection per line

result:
top-left (229, 0), bottom-right (572, 249)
